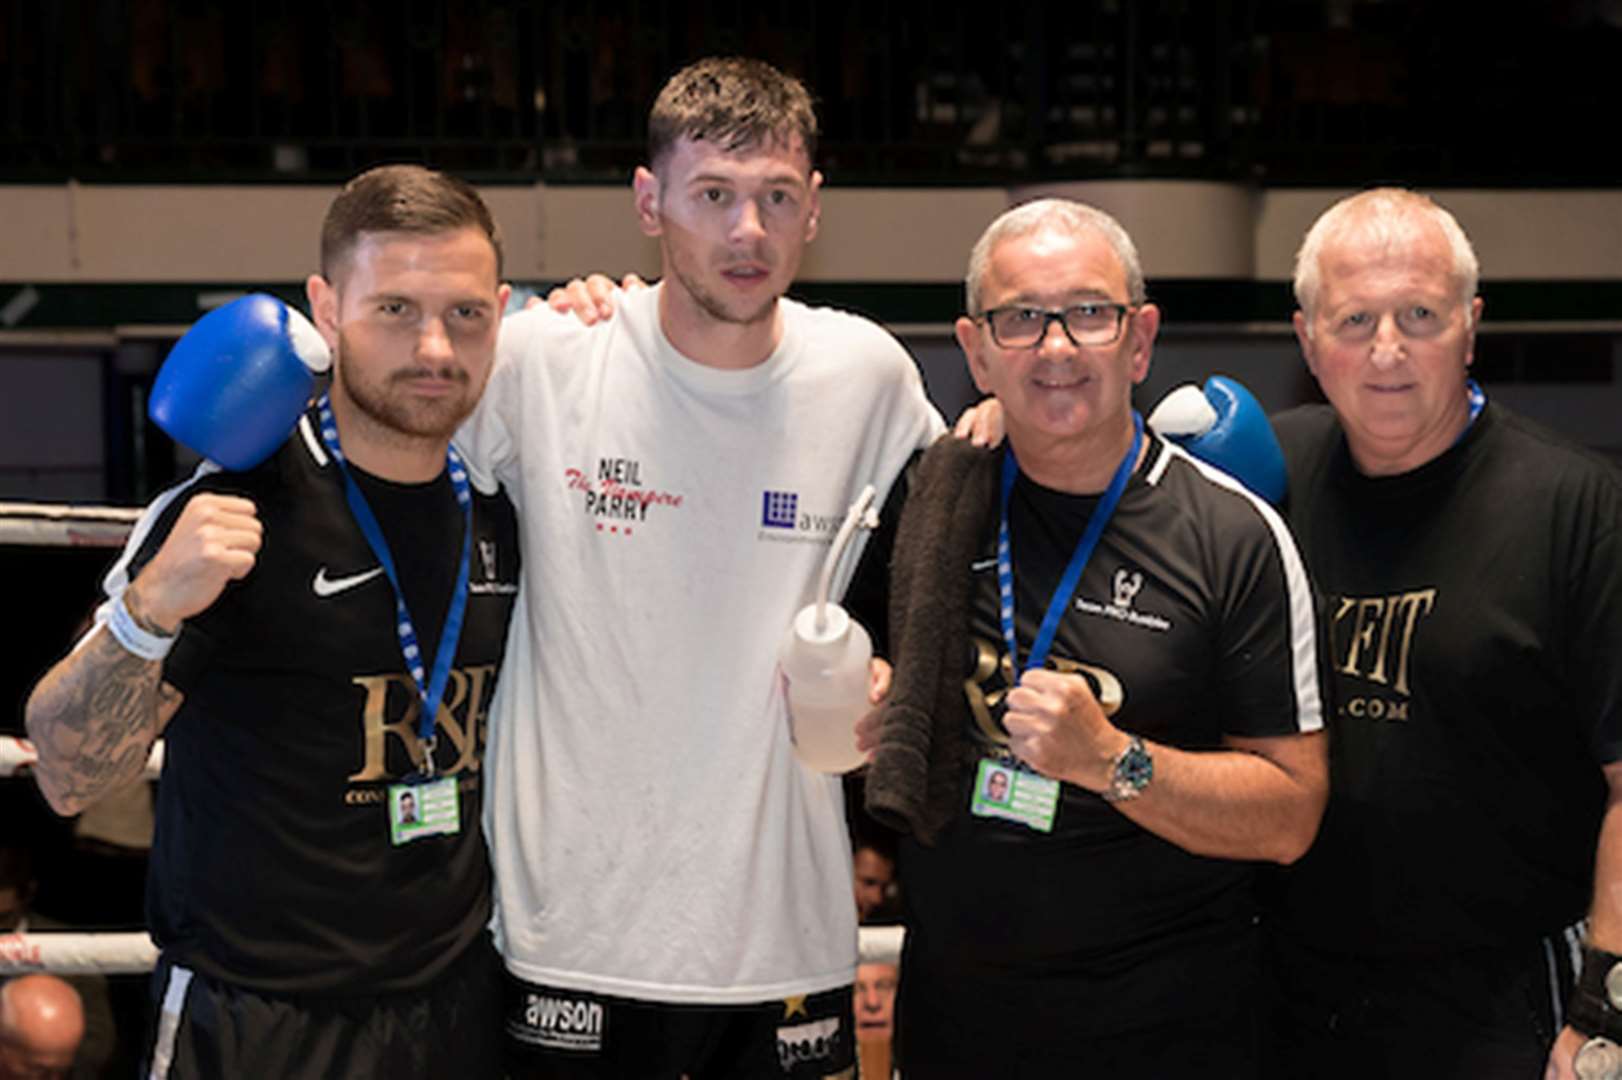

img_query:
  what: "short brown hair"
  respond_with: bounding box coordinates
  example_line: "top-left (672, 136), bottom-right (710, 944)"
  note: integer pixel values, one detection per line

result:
top-left (320, 164), bottom-right (503, 280)
top-left (647, 57), bottom-right (818, 172)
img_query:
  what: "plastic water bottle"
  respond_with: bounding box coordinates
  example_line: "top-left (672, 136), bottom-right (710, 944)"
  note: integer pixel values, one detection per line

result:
top-left (781, 603), bottom-right (873, 773)
top-left (780, 484), bottom-right (879, 774)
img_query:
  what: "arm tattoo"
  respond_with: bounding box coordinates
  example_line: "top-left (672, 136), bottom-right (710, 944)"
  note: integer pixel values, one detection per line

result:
top-left (25, 627), bottom-right (166, 814)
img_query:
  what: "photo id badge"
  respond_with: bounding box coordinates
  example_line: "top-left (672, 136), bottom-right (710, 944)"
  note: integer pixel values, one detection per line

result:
top-left (970, 758), bottom-right (1059, 833)
top-left (388, 776), bottom-right (460, 846)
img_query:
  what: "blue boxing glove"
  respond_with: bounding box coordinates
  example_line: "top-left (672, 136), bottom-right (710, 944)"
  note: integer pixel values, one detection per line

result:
top-left (1146, 375), bottom-right (1287, 504)
top-left (149, 294), bottom-right (332, 471)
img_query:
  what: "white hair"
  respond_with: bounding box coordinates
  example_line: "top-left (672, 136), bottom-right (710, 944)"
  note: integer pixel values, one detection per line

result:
top-left (1293, 187), bottom-right (1479, 327)
top-left (964, 198), bottom-right (1146, 315)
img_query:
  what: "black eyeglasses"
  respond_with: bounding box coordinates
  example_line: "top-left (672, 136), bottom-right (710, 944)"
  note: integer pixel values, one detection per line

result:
top-left (976, 303), bottom-right (1134, 348)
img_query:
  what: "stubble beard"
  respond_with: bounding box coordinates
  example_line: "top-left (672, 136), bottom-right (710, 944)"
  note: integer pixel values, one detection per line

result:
top-left (666, 242), bottom-right (781, 330)
top-left (334, 338), bottom-right (478, 443)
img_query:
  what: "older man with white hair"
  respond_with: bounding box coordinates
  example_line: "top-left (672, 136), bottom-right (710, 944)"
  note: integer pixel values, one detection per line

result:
top-left (1267, 188), bottom-right (1622, 1080)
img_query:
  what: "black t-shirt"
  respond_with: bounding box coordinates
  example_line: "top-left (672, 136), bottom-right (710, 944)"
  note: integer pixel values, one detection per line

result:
top-left (898, 437), bottom-right (1323, 1034)
top-left (127, 412), bottom-right (520, 995)
top-left (1273, 402), bottom-right (1622, 955)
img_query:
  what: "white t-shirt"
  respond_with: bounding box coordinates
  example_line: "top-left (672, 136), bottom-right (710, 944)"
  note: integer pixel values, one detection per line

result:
top-left (459, 286), bottom-right (944, 1003)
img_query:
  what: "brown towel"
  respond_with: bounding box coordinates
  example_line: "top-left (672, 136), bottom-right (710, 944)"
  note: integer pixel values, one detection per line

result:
top-left (866, 436), bottom-right (999, 844)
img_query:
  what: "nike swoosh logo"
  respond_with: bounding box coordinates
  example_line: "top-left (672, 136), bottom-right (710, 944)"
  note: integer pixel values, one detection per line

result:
top-left (312, 566), bottom-right (385, 598)
top-left (971, 557), bottom-right (998, 572)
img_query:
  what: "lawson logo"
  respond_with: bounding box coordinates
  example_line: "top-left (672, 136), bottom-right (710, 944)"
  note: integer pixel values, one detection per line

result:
top-left (512, 992), bottom-right (604, 1052)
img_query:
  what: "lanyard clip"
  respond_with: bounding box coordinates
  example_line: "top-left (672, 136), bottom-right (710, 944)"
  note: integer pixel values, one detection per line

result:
top-left (415, 734), bottom-right (438, 781)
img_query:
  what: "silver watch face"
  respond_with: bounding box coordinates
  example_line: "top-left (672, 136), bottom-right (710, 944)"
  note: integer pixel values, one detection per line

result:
top-left (1119, 742), bottom-right (1152, 787)
top-left (1109, 737), bottom-right (1153, 800)
top-left (1576, 1036), bottom-right (1622, 1080)
top-left (1606, 960), bottom-right (1622, 1010)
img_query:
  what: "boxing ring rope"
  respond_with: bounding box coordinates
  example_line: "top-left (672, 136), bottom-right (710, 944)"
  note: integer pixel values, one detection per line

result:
top-left (859, 924), bottom-right (904, 966)
top-left (0, 736), bottom-right (164, 782)
top-left (0, 931), bottom-right (160, 976)
top-left (1, 924), bottom-right (903, 978)
top-left (0, 502), bottom-right (140, 547)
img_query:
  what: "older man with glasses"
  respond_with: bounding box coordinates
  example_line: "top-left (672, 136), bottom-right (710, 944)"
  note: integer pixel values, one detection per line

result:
top-left (860, 197), bottom-right (1328, 1078)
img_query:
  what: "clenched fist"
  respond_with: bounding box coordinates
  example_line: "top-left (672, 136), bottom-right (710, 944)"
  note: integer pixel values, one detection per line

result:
top-left (129, 494), bottom-right (263, 632)
top-left (1003, 667), bottom-right (1131, 792)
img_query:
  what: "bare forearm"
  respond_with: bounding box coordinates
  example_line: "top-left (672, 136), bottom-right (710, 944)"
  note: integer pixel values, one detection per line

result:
top-left (24, 625), bottom-right (173, 816)
top-left (1545, 765), bottom-right (1622, 1077)
top-left (1587, 766), bottom-right (1622, 949)
top-left (24, 492), bottom-right (255, 816)
top-left (1112, 732), bottom-right (1327, 864)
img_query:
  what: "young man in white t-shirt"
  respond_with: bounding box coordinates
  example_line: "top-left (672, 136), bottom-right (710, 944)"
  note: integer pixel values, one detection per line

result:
top-left (461, 57), bottom-right (943, 1079)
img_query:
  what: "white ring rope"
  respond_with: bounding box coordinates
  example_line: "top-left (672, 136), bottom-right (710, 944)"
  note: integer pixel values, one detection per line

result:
top-left (0, 736), bottom-right (164, 780)
top-left (0, 931), bottom-right (160, 976)
top-left (859, 923), bottom-right (904, 966)
top-left (1, 927), bottom-right (904, 977)
top-left (0, 502), bottom-right (139, 548)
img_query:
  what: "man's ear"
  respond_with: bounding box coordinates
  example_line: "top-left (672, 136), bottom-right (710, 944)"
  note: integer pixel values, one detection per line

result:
top-left (1464, 296), bottom-right (1484, 367)
top-left (1127, 302), bottom-right (1161, 385)
top-left (1292, 311), bottom-right (1318, 378)
top-left (956, 316), bottom-right (994, 395)
top-left (805, 170), bottom-right (824, 243)
top-left (633, 167), bottom-right (663, 238)
top-left (306, 273), bottom-right (339, 352)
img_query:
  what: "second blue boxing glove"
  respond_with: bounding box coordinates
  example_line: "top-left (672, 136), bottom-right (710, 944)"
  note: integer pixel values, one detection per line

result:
top-left (1146, 374), bottom-right (1287, 504)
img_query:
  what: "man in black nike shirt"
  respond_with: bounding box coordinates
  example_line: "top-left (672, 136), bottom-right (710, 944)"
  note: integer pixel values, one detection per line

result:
top-left (1266, 188), bottom-right (1622, 1080)
top-left (24, 165), bottom-right (519, 1079)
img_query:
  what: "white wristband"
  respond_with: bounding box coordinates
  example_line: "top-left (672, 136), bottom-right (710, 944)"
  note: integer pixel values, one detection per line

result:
top-left (105, 592), bottom-right (176, 661)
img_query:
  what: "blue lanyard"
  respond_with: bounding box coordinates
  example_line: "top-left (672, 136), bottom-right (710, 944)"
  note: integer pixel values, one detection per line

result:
top-left (316, 395), bottom-right (472, 779)
top-left (998, 412), bottom-right (1143, 675)
top-left (1448, 379), bottom-right (1486, 449)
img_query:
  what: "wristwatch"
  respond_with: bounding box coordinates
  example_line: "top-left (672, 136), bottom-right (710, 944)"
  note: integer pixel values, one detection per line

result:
top-left (1570, 944), bottom-right (1622, 1070)
top-left (1575, 1036), bottom-right (1622, 1080)
top-left (1103, 736), bottom-right (1153, 803)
